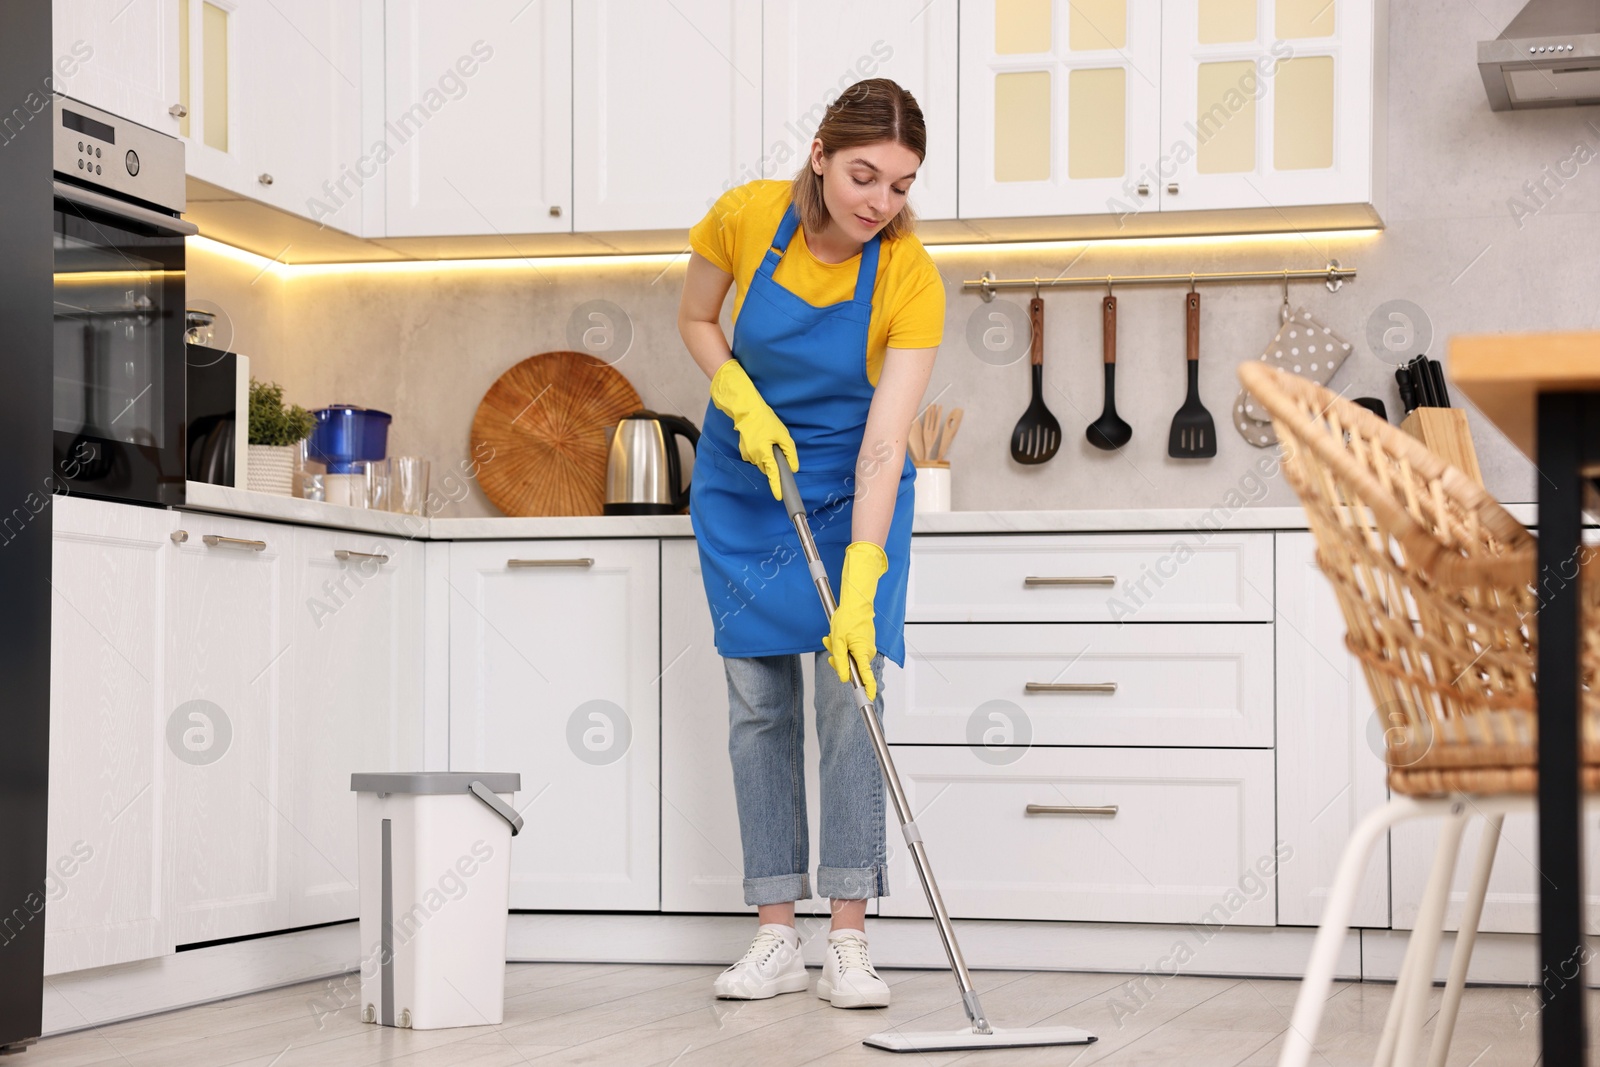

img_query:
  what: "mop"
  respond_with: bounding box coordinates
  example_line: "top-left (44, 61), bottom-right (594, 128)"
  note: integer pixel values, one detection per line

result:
top-left (772, 447), bottom-right (1097, 1054)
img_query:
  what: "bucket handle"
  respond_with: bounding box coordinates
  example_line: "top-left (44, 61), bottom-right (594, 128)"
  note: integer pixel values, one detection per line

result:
top-left (467, 780), bottom-right (524, 836)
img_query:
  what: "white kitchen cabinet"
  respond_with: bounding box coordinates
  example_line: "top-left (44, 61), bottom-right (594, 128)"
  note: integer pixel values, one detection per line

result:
top-left (382, 0), bottom-right (572, 237)
top-left (907, 532), bottom-right (1275, 623)
top-left (879, 746), bottom-right (1278, 924)
top-left (283, 527), bottom-right (425, 930)
top-left (762, 0), bottom-right (957, 221)
top-left (1157, 0), bottom-right (1377, 212)
top-left (572, 0), bottom-right (761, 233)
top-left (44, 497), bottom-right (177, 975)
top-left (165, 512), bottom-right (295, 946)
top-left (181, 0), bottom-right (365, 234)
top-left (52, 0), bottom-right (182, 135)
top-left (658, 539), bottom-right (870, 918)
top-left (448, 539), bottom-right (660, 911)
top-left (886, 621), bottom-right (1275, 748)
top-left (1274, 532), bottom-right (1389, 928)
top-left (958, 0), bottom-right (1163, 220)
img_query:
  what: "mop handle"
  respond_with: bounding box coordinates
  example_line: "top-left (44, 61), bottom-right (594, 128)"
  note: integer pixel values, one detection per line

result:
top-left (772, 446), bottom-right (992, 1035)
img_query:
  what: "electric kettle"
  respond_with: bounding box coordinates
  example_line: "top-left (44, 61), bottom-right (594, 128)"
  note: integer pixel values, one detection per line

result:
top-left (603, 410), bottom-right (700, 515)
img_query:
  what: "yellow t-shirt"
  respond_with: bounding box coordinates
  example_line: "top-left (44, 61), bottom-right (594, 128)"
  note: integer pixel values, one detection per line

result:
top-left (688, 180), bottom-right (945, 386)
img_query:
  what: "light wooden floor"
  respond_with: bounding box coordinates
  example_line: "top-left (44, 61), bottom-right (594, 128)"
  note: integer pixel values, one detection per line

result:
top-left (23, 962), bottom-right (1552, 1066)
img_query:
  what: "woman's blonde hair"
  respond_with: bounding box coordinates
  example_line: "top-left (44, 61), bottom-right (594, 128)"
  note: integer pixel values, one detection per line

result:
top-left (791, 78), bottom-right (925, 243)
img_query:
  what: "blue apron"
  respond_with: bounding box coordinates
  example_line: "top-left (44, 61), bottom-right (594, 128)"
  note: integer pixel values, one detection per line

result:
top-left (689, 203), bottom-right (916, 666)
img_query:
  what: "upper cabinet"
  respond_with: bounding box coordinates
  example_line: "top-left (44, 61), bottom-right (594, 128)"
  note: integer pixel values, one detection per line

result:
top-left (1159, 0), bottom-right (1375, 212)
top-left (572, 0), bottom-right (761, 233)
top-left (52, 0), bottom-right (183, 135)
top-left (178, 0), bottom-right (365, 235)
top-left (960, 0), bottom-right (1380, 222)
top-left (960, 0), bottom-right (1162, 219)
top-left (382, 0), bottom-right (573, 237)
top-left (763, 0), bottom-right (958, 222)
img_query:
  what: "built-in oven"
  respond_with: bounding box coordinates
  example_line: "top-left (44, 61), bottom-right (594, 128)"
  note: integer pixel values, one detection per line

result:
top-left (52, 95), bottom-right (195, 508)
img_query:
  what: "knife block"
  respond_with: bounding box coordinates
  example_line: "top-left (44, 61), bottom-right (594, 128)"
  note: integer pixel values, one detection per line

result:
top-left (1401, 407), bottom-right (1484, 487)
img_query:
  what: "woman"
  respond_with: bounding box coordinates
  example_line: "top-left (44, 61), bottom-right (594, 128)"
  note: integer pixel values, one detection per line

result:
top-left (677, 78), bottom-right (944, 1009)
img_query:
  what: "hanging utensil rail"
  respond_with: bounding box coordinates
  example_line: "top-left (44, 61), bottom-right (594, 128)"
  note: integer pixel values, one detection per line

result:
top-left (965, 261), bottom-right (1355, 301)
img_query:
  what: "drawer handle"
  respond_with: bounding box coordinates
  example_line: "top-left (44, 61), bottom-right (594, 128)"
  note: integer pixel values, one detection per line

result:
top-left (202, 534), bottom-right (266, 551)
top-left (1023, 575), bottom-right (1116, 587)
top-left (508, 558), bottom-right (594, 568)
top-left (1024, 682), bottom-right (1118, 694)
top-left (334, 549), bottom-right (389, 564)
top-left (1026, 804), bottom-right (1118, 817)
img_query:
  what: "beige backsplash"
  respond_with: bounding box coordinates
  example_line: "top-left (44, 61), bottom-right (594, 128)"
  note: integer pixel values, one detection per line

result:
top-left (190, 1), bottom-right (1572, 519)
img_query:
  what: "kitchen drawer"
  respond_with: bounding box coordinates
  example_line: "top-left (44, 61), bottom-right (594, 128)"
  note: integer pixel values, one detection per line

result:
top-left (879, 746), bottom-right (1277, 925)
top-left (906, 533), bottom-right (1273, 623)
top-left (884, 623), bottom-right (1274, 748)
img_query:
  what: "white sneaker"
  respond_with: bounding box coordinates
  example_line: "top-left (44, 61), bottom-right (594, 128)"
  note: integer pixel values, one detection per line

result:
top-left (713, 924), bottom-right (810, 1000)
top-left (817, 929), bottom-right (890, 1008)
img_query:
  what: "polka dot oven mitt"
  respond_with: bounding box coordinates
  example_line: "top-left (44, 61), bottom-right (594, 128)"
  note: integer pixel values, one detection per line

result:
top-left (1234, 306), bottom-right (1354, 448)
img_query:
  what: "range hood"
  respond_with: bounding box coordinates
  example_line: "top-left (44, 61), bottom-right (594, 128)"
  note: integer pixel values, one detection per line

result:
top-left (1479, 0), bottom-right (1600, 109)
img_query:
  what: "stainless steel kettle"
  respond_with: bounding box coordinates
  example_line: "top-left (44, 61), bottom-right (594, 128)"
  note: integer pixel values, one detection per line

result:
top-left (603, 410), bottom-right (700, 515)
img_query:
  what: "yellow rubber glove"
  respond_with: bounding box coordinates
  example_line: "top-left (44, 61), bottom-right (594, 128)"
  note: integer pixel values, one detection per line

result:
top-left (822, 541), bottom-right (888, 701)
top-left (709, 359), bottom-right (798, 500)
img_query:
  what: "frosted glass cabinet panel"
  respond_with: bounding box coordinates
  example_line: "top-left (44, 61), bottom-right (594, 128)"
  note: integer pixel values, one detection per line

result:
top-left (1158, 0), bottom-right (1374, 212)
top-left (959, 0), bottom-right (1162, 218)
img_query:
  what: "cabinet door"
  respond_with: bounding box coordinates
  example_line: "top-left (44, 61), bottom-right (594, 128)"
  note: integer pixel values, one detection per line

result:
top-left (45, 497), bottom-right (177, 975)
top-left (165, 514), bottom-right (294, 945)
top-left (573, 0), bottom-right (761, 232)
top-left (658, 540), bottom-right (871, 918)
top-left (1158, 0), bottom-right (1374, 211)
top-left (284, 528), bottom-right (425, 929)
top-left (879, 746), bottom-right (1277, 924)
top-left (449, 540), bottom-right (659, 910)
top-left (52, 0), bottom-right (182, 135)
top-left (383, 0), bottom-right (572, 237)
top-left (958, 0), bottom-right (1161, 220)
top-left (1275, 532), bottom-right (1388, 928)
top-left (236, 0), bottom-right (364, 233)
top-left (762, 0), bottom-right (957, 221)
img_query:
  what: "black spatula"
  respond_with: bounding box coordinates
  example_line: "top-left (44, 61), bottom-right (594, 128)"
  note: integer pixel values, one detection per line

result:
top-left (1010, 296), bottom-right (1061, 464)
top-left (1167, 291), bottom-right (1216, 459)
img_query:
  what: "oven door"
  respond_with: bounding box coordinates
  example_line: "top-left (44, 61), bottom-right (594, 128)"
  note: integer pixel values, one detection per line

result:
top-left (53, 182), bottom-right (196, 507)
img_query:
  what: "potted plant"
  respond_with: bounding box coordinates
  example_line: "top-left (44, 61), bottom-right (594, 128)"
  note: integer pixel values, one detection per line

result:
top-left (247, 377), bottom-right (315, 496)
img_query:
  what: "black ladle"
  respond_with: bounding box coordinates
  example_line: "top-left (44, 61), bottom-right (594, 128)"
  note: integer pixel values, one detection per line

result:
top-left (1086, 294), bottom-right (1131, 450)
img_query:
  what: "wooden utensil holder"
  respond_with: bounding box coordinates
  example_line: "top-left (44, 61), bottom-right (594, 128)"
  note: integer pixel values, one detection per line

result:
top-left (1400, 407), bottom-right (1484, 487)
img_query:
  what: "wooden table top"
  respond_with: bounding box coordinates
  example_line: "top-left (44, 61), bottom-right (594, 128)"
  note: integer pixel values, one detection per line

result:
top-left (1449, 332), bottom-right (1600, 460)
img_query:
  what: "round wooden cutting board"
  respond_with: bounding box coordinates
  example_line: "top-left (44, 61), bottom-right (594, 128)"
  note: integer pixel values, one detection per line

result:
top-left (471, 350), bottom-right (642, 517)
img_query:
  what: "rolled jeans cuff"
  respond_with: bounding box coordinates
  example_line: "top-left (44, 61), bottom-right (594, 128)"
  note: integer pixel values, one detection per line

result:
top-left (817, 864), bottom-right (888, 901)
top-left (743, 872), bottom-right (811, 907)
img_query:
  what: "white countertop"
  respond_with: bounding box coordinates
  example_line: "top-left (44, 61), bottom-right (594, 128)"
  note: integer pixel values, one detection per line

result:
top-left (183, 481), bottom-right (1546, 539)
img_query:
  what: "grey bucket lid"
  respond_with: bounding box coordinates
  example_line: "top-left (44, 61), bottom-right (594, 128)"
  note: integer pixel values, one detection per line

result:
top-left (350, 771), bottom-right (520, 795)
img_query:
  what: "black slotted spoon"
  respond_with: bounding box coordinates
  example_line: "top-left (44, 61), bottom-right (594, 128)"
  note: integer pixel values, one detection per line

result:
top-left (1010, 295), bottom-right (1061, 464)
top-left (1167, 290), bottom-right (1217, 458)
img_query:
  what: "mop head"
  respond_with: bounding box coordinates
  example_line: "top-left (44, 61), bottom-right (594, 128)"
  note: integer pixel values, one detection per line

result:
top-left (863, 1025), bottom-right (1096, 1053)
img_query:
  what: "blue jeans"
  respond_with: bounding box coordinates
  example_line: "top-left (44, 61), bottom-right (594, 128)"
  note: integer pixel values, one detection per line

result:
top-left (723, 651), bottom-right (889, 906)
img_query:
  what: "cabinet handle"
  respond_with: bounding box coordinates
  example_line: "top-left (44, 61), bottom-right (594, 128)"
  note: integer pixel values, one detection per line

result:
top-left (202, 534), bottom-right (266, 551)
top-left (548, 205), bottom-right (562, 217)
top-left (168, 103), bottom-right (188, 119)
top-left (258, 173), bottom-right (274, 186)
top-left (170, 530), bottom-right (189, 543)
top-left (334, 549), bottom-right (389, 564)
top-left (1167, 182), bottom-right (1179, 195)
top-left (1024, 682), bottom-right (1118, 694)
top-left (1023, 575), bottom-right (1116, 587)
top-left (1136, 182), bottom-right (1150, 196)
top-left (507, 558), bottom-right (594, 568)
top-left (1026, 804), bottom-right (1118, 817)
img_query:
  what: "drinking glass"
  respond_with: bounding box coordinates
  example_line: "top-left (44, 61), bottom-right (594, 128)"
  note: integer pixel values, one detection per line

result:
top-left (388, 456), bottom-right (430, 515)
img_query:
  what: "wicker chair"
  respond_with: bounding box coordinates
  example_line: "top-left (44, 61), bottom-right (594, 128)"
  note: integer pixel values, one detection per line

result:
top-left (1238, 362), bottom-right (1599, 1067)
